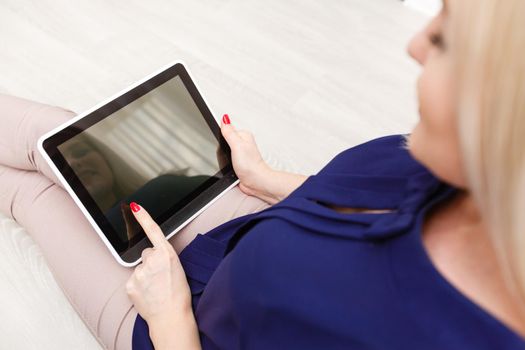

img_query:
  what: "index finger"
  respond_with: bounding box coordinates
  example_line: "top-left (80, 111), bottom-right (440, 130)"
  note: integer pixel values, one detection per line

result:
top-left (129, 202), bottom-right (166, 248)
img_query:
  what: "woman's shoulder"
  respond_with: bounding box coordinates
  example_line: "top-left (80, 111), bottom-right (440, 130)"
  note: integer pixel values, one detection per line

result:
top-left (316, 134), bottom-right (428, 179)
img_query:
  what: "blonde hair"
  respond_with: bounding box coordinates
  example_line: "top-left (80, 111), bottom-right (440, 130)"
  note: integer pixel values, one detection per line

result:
top-left (449, 0), bottom-right (525, 309)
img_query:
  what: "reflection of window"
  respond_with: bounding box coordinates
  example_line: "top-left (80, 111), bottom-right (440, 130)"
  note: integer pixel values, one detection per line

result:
top-left (86, 77), bottom-right (220, 179)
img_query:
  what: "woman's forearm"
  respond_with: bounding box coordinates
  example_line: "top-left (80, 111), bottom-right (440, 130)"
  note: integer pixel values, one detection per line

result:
top-left (148, 307), bottom-right (201, 350)
top-left (244, 166), bottom-right (308, 205)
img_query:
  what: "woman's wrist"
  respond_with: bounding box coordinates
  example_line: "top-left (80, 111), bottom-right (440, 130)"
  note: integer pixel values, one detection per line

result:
top-left (243, 165), bottom-right (308, 205)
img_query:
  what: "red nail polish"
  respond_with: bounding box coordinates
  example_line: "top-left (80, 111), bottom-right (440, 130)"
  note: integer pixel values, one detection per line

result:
top-left (222, 114), bottom-right (231, 125)
top-left (130, 202), bottom-right (141, 213)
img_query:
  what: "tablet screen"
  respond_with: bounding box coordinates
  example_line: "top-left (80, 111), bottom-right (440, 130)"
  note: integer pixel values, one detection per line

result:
top-left (55, 74), bottom-right (231, 252)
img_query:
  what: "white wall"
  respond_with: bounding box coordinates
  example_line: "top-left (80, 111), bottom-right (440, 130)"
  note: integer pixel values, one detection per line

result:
top-left (404, 0), bottom-right (442, 16)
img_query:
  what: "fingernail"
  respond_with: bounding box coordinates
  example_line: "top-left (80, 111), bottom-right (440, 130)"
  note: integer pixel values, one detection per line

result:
top-left (130, 202), bottom-right (141, 213)
top-left (222, 114), bottom-right (231, 125)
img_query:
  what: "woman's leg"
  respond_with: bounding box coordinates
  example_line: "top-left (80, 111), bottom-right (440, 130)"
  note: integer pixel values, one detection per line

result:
top-left (0, 95), bottom-right (271, 349)
top-left (0, 94), bottom-right (75, 185)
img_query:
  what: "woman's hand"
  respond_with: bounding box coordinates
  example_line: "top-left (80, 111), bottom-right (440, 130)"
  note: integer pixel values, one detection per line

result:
top-left (125, 202), bottom-right (200, 349)
top-left (220, 114), bottom-right (308, 205)
top-left (220, 114), bottom-right (273, 197)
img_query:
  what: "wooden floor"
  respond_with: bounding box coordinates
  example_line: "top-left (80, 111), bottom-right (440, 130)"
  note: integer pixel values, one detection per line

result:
top-left (0, 0), bottom-right (428, 348)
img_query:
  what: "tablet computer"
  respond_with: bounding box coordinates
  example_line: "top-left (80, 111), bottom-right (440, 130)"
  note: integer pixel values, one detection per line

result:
top-left (38, 61), bottom-right (239, 267)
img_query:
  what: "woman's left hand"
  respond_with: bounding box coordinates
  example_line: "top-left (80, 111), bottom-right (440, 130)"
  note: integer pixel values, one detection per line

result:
top-left (125, 201), bottom-right (197, 346)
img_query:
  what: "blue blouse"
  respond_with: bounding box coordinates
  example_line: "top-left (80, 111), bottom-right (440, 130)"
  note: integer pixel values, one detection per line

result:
top-left (132, 135), bottom-right (525, 349)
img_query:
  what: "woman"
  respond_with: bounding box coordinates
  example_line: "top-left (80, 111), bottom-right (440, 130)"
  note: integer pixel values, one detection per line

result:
top-left (127, 0), bottom-right (525, 348)
top-left (1, 0), bottom-right (524, 349)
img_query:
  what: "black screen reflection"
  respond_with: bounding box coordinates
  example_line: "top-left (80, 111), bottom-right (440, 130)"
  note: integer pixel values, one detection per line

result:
top-left (60, 133), bottom-right (223, 244)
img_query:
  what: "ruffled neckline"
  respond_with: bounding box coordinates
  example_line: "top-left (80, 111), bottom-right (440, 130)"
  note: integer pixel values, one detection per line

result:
top-left (259, 168), bottom-right (443, 241)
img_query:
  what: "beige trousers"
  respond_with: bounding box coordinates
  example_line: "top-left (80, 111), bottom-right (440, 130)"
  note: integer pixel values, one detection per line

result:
top-left (0, 94), bottom-right (270, 350)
